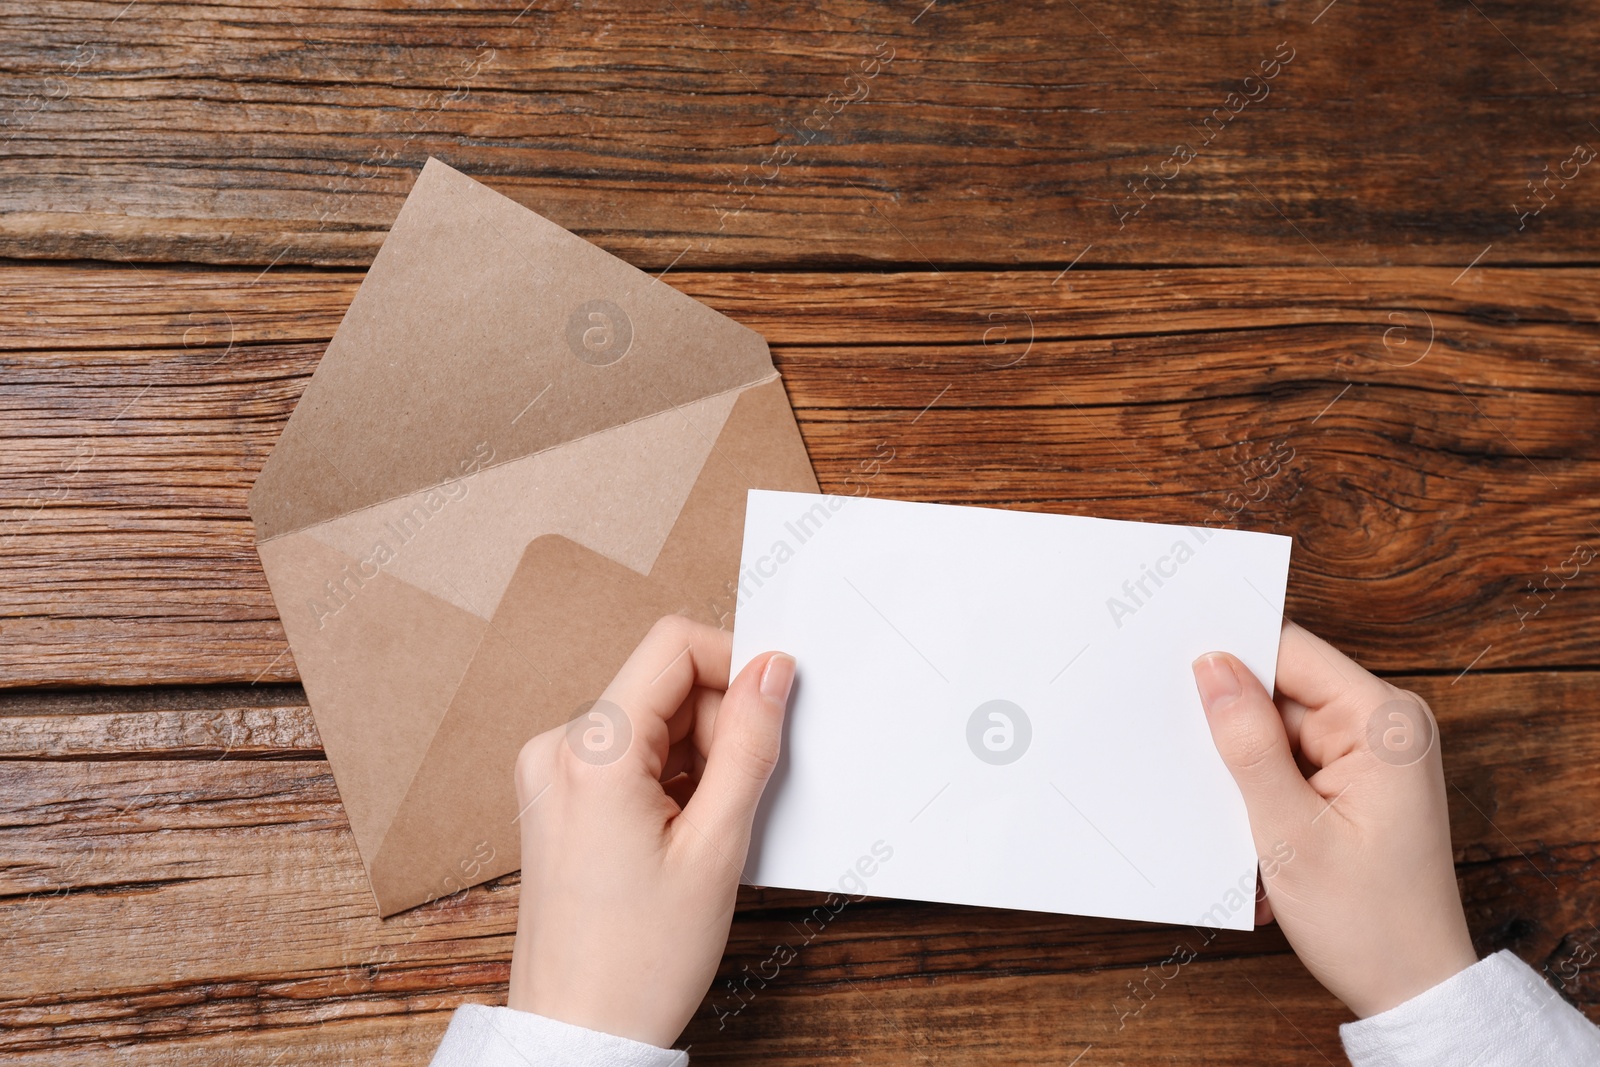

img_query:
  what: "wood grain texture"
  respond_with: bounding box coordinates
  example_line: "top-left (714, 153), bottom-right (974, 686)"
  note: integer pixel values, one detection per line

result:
top-left (1, 1), bottom-right (1598, 269)
top-left (2, 265), bottom-right (1596, 686)
top-left (5, 3), bottom-right (1598, 1061)
top-left (0, 684), bottom-right (316, 759)
top-left (1, 670), bottom-right (1595, 1063)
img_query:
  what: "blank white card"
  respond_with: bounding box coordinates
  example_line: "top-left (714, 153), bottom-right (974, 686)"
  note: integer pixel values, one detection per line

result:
top-left (730, 491), bottom-right (1292, 931)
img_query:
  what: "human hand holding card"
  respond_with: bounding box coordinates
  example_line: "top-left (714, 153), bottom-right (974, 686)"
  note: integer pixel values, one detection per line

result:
top-left (730, 490), bottom-right (1292, 930)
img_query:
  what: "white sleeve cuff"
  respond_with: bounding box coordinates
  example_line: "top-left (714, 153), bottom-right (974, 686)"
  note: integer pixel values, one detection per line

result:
top-left (429, 1004), bottom-right (690, 1067)
top-left (1340, 949), bottom-right (1600, 1067)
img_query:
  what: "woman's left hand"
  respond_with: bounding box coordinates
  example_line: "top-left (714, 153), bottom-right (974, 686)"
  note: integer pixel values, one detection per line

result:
top-left (507, 615), bottom-right (796, 1047)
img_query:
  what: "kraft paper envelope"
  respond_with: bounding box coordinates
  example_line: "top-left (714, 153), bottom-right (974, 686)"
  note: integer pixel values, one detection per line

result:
top-left (731, 491), bottom-right (1291, 931)
top-left (249, 159), bottom-right (818, 916)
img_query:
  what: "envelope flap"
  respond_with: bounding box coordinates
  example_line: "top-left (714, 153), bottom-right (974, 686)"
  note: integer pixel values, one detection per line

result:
top-left (249, 157), bottom-right (775, 541)
top-left (362, 377), bottom-right (819, 915)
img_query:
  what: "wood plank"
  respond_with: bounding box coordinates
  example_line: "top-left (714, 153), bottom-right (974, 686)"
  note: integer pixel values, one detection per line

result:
top-left (1, 663), bottom-right (1596, 1063)
top-left (1, 1), bottom-right (1598, 268)
top-left (2, 266), bottom-right (1595, 685)
top-left (0, 684), bottom-right (316, 759)
top-left (2, 667), bottom-right (1594, 846)
top-left (6, 263), bottom-right (1600, 362)
top-left (0, 861), bottom-right (1590, 1064)
top-left (0, 1016), bottom-right (455, 1067)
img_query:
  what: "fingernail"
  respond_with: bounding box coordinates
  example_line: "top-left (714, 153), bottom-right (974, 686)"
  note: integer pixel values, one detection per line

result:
top-left (1192, 653), bottom-right (1242, 711)
top-left (760, 653), bottom-right (796, 706)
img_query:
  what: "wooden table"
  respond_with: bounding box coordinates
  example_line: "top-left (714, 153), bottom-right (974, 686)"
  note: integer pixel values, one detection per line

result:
top-left (4, 2), bottom-right (1598, 1063)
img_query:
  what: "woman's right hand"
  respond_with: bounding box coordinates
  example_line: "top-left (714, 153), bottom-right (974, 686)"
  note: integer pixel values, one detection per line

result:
top-left (1191, 620), bottom-right (1479, 1018)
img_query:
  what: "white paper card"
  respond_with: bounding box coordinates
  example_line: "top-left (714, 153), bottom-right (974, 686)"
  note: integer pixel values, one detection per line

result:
top-left (730, 490), bottom-right (1293, 931)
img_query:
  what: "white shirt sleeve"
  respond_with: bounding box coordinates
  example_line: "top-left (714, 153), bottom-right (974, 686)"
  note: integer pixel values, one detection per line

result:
top-left (428, 1004), bottom-right (690, 1067)
top-left (1340, 949), bottom-right (1600, 1066)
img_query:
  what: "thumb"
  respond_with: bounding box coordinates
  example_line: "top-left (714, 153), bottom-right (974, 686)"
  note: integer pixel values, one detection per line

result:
top-left (680, 651), bottom-right (794, 859)
top-left (1193, 652), bottom-right (1320, 842)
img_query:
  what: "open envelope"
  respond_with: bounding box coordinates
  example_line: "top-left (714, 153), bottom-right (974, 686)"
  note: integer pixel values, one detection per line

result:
top-left (249, 159), bottom-right (818, 915)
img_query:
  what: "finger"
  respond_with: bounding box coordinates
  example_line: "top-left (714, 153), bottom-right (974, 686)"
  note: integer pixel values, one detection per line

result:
top-left (662, 687), bottom-right (718, 786)
top-left (1274, 620), bottom-right (1398, 767)
top-left (603, 617), bottom-right (733, 719)
top-left (1278, 696), bottom-right (1311, 752)
top-left (1193, 651), bottom-right (1323, 844)
top-left (679, 651), bottom-right (794, 863)
top-left (598, 616), bottom-right (733, 776)
top-left (664, 685), bottom-right (717, 748)
top-left (1296, 697), bottom-right (1366, 769)
top-left (1278, 695), bottom-right (1342, 775)
top-left (693, 687), bottom-right (720, 764)
top-left (1275, 619), bottom-right (1388, 711)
